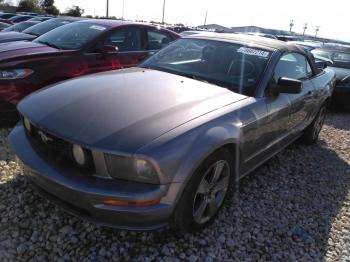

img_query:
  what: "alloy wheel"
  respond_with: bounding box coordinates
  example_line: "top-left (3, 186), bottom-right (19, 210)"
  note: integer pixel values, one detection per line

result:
top-left (192, 160), bottom-right (230, 224)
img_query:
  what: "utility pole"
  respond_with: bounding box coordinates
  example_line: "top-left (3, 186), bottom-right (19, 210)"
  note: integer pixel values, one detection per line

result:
top-left (315, 26), bottom-right (320, 38)
top-left (122, 0), bottom-right (125, 20)
top-left (162, 0), bottom-right (166, 24)
top-left (106, 0), bottom-right (109, 18)
top-left (289, 19), bottom-right (294, 32)
top-left (204, 10), bottom-right (207, 26)
top-left (303, 23), bottom-right (308, 36)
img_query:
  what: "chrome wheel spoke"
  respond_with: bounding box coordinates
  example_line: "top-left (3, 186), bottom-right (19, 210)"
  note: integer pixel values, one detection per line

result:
top-left (197, 178), bottom-right (210, 194)
top-left (193, 198), bottom-right (208, 222)
top-left (213, 175), bottom-right (229, 193)
top-left (212, 161), bottom-right (225, 183)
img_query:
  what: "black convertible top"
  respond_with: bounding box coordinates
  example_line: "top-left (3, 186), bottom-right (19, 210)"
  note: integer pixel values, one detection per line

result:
top-left (187, 32), bottom-right (320, 74)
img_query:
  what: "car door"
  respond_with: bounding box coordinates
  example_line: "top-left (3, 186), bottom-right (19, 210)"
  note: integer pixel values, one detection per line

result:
top-left (240, 52), bottom-right (316, 173)
top-left (84, 26), bottom-right (149, 74)
top-left (273, 53), bottom-right (316, 132)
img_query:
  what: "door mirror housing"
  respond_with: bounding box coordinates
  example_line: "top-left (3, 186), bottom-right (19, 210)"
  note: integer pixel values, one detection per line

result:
top-left (277, 77), bottom-right (303, 94)
top-left (101, 45), bottom-right (119, 54)
top-left (315, 60), bottom-right (333, 69)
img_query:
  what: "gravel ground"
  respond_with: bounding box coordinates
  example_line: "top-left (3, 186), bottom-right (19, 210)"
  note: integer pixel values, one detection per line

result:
top-left (0, 112), bottom-right (349, 262)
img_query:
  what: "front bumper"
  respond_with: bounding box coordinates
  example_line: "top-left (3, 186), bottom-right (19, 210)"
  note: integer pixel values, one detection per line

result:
top-left (10, 124), bottom-right (180, 230)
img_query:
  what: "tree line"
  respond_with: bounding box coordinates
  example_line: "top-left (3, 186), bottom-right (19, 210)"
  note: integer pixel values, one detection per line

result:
top-left (0, 0), bottom-right (85, 17)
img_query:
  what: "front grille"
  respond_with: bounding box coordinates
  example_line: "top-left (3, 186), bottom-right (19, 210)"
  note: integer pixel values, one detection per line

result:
top-left (29, 124), bottom-right (72, 160)
top-left (24, 121), bottom-right (95, 173)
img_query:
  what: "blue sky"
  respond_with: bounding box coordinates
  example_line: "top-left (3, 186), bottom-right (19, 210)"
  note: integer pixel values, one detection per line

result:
top-left (48, 0), bottom-right (349, 42)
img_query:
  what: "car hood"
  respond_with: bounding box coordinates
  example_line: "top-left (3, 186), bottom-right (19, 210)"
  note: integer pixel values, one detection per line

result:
top-left (18, 68), bottom-right (247, 153)
top-left (329, 66), bottom-right (350, 81)
top-left (0, 32), bottom-right (35, 43)
top-left (0, 40), bottom-right (59, 61)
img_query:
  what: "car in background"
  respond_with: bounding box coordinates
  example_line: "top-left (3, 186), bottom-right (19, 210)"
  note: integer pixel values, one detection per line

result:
top-left (246, 32), bottom-right (277, 39)
top-left (180, 30), bottom-right (208, 36)
top-left (10, 33), bottom-right (335, 232)
top-left (0, 21), bottom-right (10, 31)
top-left (312, 48), bottom-right (350, 109)
top-left (287, 41), bottom-right (333, 69)
top-left (1, 21), bottom-right (40, 33)
top-left (0, 17), bottom-right (81, 44)
top-left (0, 13), bottom-right (17, 21)
top-left (288, 40), bottom-right (323, 51)
top-left (0, 18), bottom-right (12, 25)
top-left (28, 16), bottom-right (53, 22)
top-left (8, 15), bottom-right (34, 24)
top-left (0, 19), bottom-right (179, 121)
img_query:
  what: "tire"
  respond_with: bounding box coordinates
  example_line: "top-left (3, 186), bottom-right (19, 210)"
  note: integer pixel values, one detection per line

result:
top-left (301, 103), bottom-right (327, 145)
top-left (172, 148), bottom-right (234, 233)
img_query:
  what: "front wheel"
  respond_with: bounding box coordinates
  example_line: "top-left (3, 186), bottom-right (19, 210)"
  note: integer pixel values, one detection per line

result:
top-left (301, 104), bottom-right (327, 145)
top-left (172, 149), bottom-right (234, 232)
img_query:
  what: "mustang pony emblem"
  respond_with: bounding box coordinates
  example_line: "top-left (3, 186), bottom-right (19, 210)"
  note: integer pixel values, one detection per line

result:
top-left (37, 130), bottom-right (53, 144)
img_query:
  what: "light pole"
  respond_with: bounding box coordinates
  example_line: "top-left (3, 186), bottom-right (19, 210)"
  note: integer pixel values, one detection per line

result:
top-left (303, 23), bottom-right (308, 36)
top-left (122, 0), bottom-right (125, 20)
top-left (315, 26), bottom-right (320, 38)
top-left (106, 0), bottom-right (109, 18)
top-left (204, 10), bottom-right (207, 26)
top-left (162, 0), bottom-right (166, 24)
top-left (289, 19), bottom-right (294, 32)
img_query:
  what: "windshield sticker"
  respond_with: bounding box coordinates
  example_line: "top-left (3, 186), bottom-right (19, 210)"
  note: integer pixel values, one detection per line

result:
top-left (89, 25), bottom-right (106, 31)
top-left (237, 47), bottom-right (269, 58)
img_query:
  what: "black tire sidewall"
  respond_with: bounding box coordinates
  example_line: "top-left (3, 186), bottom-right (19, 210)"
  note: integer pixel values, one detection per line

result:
top-left (173, 148), bottom-right (234, 232)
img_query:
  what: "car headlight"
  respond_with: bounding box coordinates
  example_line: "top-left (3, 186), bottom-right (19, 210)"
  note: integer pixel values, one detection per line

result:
top-left (0, 69), bottom-right (34, 80)
top-left (104, 154), bottom-right (160, 184)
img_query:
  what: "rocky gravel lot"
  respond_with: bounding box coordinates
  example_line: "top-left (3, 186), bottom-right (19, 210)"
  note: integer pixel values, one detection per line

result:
top-left (0, 112), bottom-right (349, 262)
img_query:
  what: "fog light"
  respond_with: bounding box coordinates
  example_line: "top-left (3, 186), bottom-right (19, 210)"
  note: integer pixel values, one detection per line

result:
top-left (72, 144), bottom-right (86, 166)
top-left (23, 117), bottom-right (31, 132)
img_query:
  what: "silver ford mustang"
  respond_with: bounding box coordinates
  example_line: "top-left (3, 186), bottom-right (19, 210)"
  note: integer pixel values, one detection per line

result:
top-left (10, 33), bottom-right (336, 232)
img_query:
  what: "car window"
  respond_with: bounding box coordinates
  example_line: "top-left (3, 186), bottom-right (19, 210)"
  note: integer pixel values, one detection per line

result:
top-left (141, 38), bottom-right (272, 96)
top-left (102, 27), bottom-right (142, 52)
top-left (34, 22), bottom-right (109, 50)
top-left (2, 21), bottom-right (37, 32)
top-left (274, 53), bottom-right (312, 82)
top-left (23, 18), bottom-right (71, 37)
top-left (147, 29), bottom-right (173, 50)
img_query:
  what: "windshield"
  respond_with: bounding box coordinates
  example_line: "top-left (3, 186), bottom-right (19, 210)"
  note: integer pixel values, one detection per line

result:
top-left (312, 49), bottom-right (350, 69)
top-left (23, 18), bottom-right (71, 37)
top-left (33, 22), bottom-right (108, 50)
top-left (2, 21), bottom-right (37, 32)
top-left (141, 38), bottom-right (271, 96)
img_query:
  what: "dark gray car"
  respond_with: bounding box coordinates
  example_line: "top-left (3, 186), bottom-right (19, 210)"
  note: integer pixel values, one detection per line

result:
top-left (10, 34), bottom-right (336, 232)
top-left (312, 48), bottom-right (350, 109)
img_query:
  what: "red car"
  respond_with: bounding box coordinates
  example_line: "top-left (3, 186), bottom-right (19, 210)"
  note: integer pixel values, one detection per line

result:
top-left (0, 19), bottom-right (179, 120)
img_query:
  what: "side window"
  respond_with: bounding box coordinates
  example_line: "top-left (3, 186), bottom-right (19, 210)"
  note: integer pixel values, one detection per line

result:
top-left (147, 29), bottom-right (173, 50)
top-left (274, 53), bottom-right (312, 83)
top-left (103, 27), bottom-right (142, 52)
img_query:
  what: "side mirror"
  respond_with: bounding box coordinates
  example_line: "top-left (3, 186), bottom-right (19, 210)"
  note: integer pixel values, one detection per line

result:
top-left (277, 77), bottom-right (303, 94)
top-left (101, 45), bottom-right (119, 54)
top-left (315, 60), bottom-right (333, 69)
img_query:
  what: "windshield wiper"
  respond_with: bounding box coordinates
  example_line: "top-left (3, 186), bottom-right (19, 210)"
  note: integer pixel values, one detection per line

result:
top-left (38, 40), bottom-right (61, 50)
